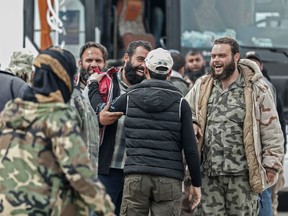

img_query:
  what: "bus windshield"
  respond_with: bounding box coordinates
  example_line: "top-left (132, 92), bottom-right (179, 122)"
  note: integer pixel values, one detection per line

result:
top-left (180, 0), bottom-right (288, 50)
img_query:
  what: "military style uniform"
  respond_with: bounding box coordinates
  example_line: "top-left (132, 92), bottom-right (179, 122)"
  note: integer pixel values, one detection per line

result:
top-left (70, 88), bottom-right (100, 172)
top-left (0, 99), bottom-right (114, 216)
top-left (185, 59), bottom-right (284, 215)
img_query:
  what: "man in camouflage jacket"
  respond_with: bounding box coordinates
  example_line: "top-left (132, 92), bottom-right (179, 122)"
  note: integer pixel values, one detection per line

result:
top-left (185, 37), bottom-right (284, 215)
top-left (0, 47), bottom-right (114, 216)
top-left (70, 87), bottom-right (100, 173)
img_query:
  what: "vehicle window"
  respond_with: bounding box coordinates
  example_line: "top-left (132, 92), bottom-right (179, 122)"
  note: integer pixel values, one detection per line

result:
top-left (180, 0), bottom-right (288, 49)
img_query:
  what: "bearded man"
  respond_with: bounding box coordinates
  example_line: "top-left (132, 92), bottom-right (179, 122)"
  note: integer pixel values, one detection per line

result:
top-left (185, 37), bottom-right (284, 216)
top-left (69, 42), bottom-right (109, 177)
top-left (88, 40), bottom-right (152, 216)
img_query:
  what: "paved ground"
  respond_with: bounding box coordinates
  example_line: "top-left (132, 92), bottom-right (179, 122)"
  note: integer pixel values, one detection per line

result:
top-left (277, 212), bottom-right (288, 216)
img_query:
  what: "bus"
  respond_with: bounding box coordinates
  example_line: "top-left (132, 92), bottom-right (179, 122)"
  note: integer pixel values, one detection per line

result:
top-left (23, 0), bottom-right (288, 122)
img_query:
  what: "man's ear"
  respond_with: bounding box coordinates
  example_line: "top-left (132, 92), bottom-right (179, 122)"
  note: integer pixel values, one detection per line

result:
top-left (179, 66), bottom-right (185, 76)
top-left (234, 53), bottom-right (241, 63)
top-left (144, 67), bottom-right (151, 79)
top-left (166, 69), bottom-right (172, 80)
top-left (123, 53), bottom-right (129, 64)
top-left (78, 59), bottom-right (82, 68)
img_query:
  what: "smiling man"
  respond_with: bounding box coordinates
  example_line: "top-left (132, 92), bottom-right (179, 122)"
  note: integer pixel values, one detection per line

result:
top-left (88, 40), bottom-right (152, 215)
top-left (185, 37), bottom-right (284, 216)
top-left (77, 42), bottom-right (108, 89)
top-left (103, 48), bottom-right (201, 216)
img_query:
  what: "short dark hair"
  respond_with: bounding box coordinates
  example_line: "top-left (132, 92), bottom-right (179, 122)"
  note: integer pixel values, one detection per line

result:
top-left (79, 41), bottom-right (108, 62)
top-left (213, 37), bottom-right (239, 56)
top-left (126, 40), bottom-right (152, 58)
top-left (148, 68), bottom-right (167, 80)
top-left (186, 49), bottom-right (203, 57)
top-left (170, 52), bottom-right (185, 72)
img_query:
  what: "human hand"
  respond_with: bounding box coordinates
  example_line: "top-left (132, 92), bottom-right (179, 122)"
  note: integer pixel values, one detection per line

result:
top-left (89, 72), bottom-right (106, 82)
top-left (189, 186), bottom-right (201, 210)
top-left (99, 102), bottom-right (123, 126)
top-left (193, 123), bottom-right (202, 143)
top-left (266, 170), bottom-right (276, 184)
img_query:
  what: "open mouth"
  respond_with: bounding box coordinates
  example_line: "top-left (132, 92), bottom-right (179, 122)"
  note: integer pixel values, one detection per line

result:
top-left (136, 69), bottom-right (144, 76)
top-left (214, 64), bottom-right (223, 72)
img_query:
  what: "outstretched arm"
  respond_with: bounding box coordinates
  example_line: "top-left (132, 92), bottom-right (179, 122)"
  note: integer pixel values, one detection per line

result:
top-left (99, 102), bottom-right (124, 126)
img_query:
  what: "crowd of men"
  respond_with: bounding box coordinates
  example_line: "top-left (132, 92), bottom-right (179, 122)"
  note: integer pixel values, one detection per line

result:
top-left (0, 37), bottom-right (285, 216)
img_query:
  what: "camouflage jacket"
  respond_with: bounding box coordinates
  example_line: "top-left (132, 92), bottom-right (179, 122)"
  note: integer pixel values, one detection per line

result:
top-left (185, 59), bottom-right (284, 193)
top-left (69, 89), bottom-right (99, 173)
top-left (0, 99), bottom-right (114, 216)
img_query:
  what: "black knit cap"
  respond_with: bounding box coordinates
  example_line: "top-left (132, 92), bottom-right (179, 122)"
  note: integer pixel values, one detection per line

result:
top-left (33, 47), bottom-right (77, 93)
top-left (22, 47), bottom-right (77, 103)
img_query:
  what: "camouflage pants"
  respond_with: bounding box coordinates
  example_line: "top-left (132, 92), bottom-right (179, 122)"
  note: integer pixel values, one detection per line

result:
top-left (193, 174), bottom-right (259, 216)
top-left (271, 164), bottom-right (285, 216)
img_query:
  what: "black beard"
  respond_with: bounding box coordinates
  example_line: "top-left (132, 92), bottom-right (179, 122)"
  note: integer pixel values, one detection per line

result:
top-left (186, 67), bottom-right (206, 83)
top-left (124, 62), bottom-right (145, 85)
top-left (79, 67), bottom-right (90, 84)
top-left (210, 58), bottom-right (235, 80)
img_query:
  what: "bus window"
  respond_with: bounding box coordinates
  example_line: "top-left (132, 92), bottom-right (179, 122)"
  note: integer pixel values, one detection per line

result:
top-left (180, 0), bottom-right (288, 50)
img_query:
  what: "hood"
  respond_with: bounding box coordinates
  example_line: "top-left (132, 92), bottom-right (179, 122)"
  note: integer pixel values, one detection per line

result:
top-left (127, 79), bottom-right (182, 113)
top-left (171, 70), bottom-right (183, 79)
top-left (0, 98), bottom-right (69, 130)
top-left (238, 59), bottom-right (263, 83)
top-left (195, 58), bottom-right (265, 90)
top-left (170, 70), bottom-right (190, 84)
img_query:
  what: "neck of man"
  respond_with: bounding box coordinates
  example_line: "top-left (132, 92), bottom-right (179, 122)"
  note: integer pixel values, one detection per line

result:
top-left (221, 69), bottom-right (240, 91)
top-left (121, 68), bottom-right (132, 87)
top-left (79, 77), bottom-right (87, 90)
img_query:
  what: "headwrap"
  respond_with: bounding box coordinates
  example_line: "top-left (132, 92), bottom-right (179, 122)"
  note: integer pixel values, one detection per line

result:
top-left (22, 47), bottom-right (76, 103)
top-left (6, 50), bottom-right (34, 83)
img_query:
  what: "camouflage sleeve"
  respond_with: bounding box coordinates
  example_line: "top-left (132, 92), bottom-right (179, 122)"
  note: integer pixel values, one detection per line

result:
top-left (49, 107), bottom-right (114, 215)
top-left (69, 90), bottom-right (100, 172)
top-left (258, 88), bottom-right (284, 173)
top-left (83, 100), bottom-right (100, 172)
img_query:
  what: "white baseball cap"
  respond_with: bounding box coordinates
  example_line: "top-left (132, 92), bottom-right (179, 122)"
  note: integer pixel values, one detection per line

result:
top-left (145, 48), bottom-right (173, 74)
